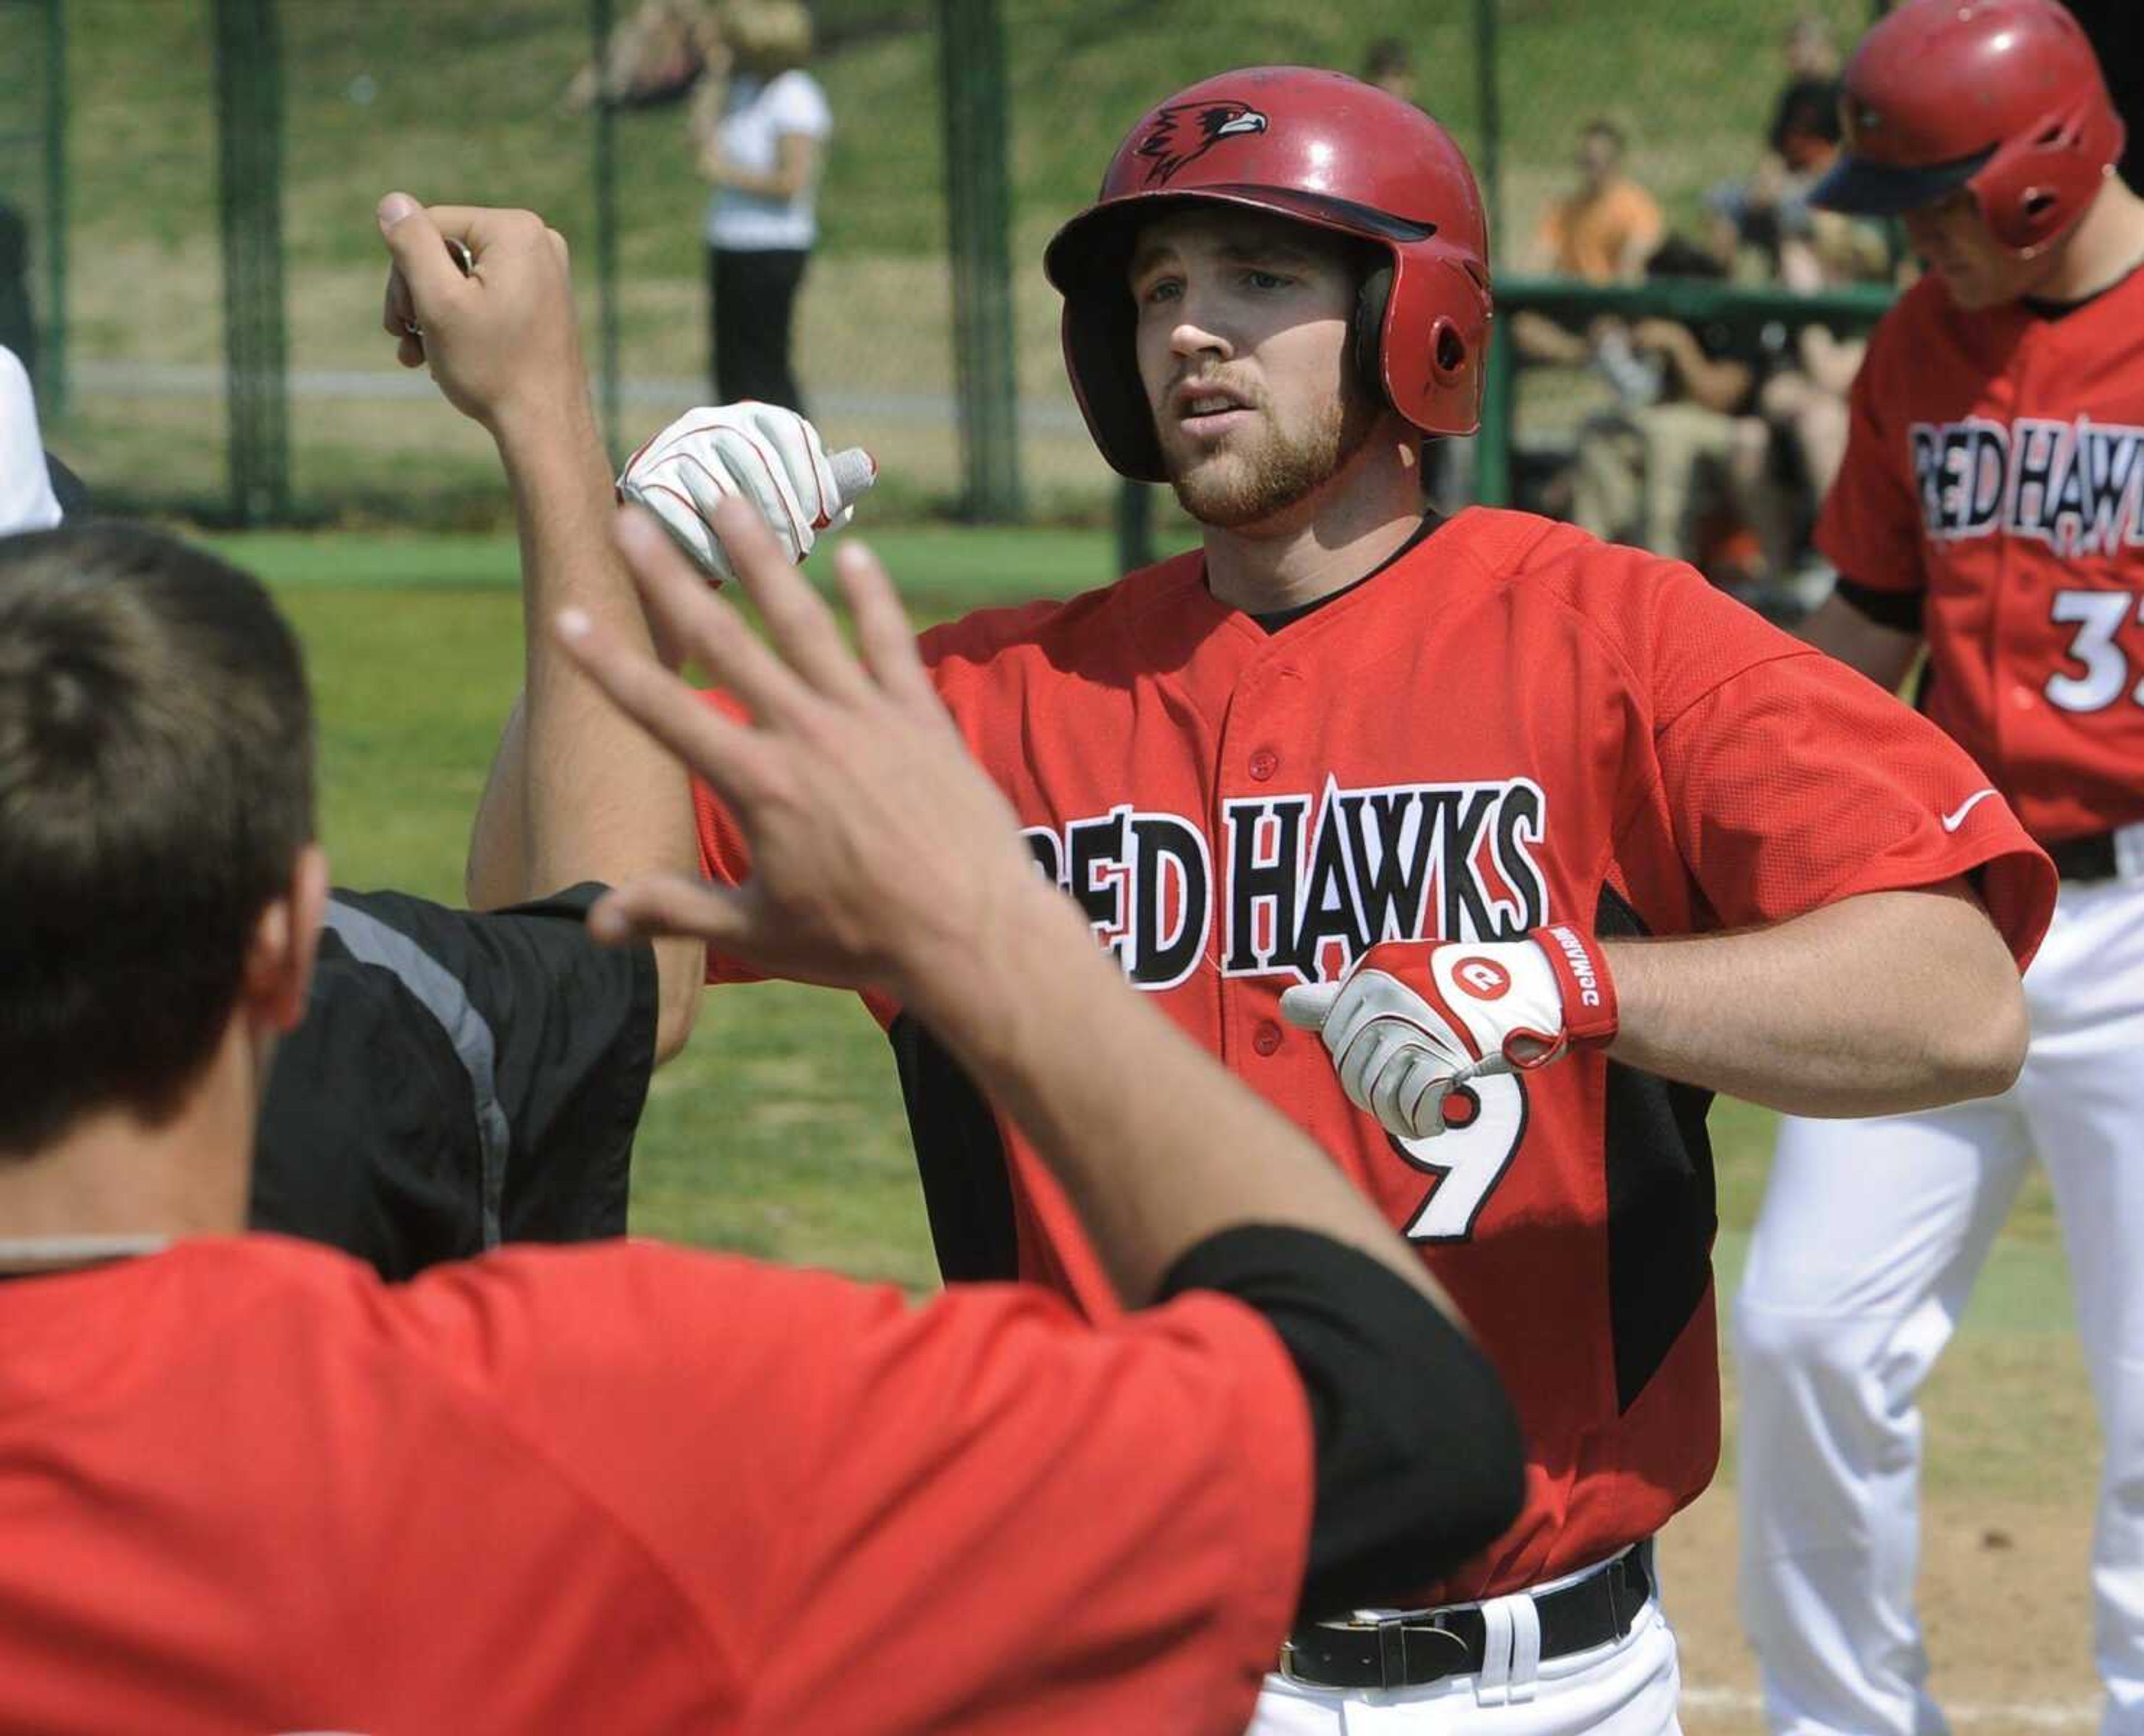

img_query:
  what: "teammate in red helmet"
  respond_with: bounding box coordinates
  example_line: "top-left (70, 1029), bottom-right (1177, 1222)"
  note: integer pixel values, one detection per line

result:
top-left (621, 65), bottom-right (2057, 1732)
top-left (1733, 4), bottom-right (2144, 1733)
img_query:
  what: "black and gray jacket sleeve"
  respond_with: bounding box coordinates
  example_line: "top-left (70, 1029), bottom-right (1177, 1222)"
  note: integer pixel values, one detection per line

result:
top-left (249, 883), bottom-right (657, 1279)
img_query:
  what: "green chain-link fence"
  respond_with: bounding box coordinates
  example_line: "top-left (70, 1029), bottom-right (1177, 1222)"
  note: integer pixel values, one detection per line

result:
top-left (26, 0), bottom-right (1922, 533)
top-left (0, 0), bottom-right (61, 412)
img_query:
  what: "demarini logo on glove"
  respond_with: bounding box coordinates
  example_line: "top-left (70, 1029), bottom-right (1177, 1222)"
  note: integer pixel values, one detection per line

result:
top-left (1542, 922), bottom-right (1607, 1008)
top-left (1135, 101), bottom-right (1268, 186)
top-left (1453, 958), bottom-right (1511, 999)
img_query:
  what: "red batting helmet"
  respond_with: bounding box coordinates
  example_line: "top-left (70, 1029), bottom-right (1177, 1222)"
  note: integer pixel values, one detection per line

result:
top-left (1812, 0), bottom-right (2126, 255)
top-left (1041, 66), bottom-right (1492, 482)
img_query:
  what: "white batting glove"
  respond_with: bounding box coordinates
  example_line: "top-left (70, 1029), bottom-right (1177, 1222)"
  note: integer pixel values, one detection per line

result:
top-left (616, 402), bottom-right (877, 585)
top-left (1278, 926), bottom-right (1619, 1141)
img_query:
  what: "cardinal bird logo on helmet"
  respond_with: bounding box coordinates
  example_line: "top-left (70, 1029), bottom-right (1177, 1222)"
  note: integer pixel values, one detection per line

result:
top-left (1134, 101), bottom-right (1269, 187)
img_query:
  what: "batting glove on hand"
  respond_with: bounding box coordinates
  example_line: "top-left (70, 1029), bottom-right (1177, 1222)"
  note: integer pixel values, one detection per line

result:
top-left (617, 403), bottom-right (877, 584)
top-left (1277, 926), bottom-right (1619, 1141)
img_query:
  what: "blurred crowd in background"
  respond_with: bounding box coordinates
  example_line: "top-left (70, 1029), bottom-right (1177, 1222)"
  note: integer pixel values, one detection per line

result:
top-left (1500, 14), bottom-right (1891, 616)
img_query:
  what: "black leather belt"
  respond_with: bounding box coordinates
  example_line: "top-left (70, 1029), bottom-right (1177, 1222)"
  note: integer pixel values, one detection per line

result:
top-left (2047, 830), bottom-right (2119, 881)
top-left (1280, 1540), bottom-right (1654, 1692)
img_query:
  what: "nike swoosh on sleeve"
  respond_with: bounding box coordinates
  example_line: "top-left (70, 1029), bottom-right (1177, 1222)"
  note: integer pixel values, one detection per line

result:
top-left (1941, 789), bottom-right (1999, 833)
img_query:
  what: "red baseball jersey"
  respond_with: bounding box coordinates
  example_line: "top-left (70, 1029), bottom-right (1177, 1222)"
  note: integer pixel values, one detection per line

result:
top-left (697, 507), bottom-right (2054, 1606)
top-left (0, 1234), bottom-right (1308, 1734)
top-left (698, 506), bottom-right (2057, 1604)
top-left (1820, 266), bottom-right (2144, 840)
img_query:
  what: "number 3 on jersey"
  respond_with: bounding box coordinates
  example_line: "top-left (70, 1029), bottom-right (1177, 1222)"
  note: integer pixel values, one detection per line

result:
top-left (1390, 1072), bottom-right (1529, 1240)
top-left (2047, 589), bottom-right (2144, 712)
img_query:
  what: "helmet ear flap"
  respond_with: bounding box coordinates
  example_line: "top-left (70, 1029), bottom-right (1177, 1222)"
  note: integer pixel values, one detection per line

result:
top-left (1355, 255), bottom-right (1481, 431)
top-left (1060, 257), bottom-right (1167, 483)
top-left (1353, 261), bottom-right (1394, 408)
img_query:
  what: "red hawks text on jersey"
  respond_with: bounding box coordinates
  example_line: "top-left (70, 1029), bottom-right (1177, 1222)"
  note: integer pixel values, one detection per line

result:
top-left (1022, 776), bottom-right (1550, 992)
top-left (1820, 267), bottom-right (2144, 841)
top-left (694, 508), bottom-right (2052, 1606)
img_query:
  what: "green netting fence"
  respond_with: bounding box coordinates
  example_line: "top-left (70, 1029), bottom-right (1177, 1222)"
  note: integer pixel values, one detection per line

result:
top-left (22, 0), bottom-right (1908, 534)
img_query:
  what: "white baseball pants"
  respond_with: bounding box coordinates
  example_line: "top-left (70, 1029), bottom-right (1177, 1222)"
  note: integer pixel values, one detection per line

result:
top-left (1735, 873), bottom-right (2144, 1735)
top-left (1247, 1570), bottom-right (1682, 1734)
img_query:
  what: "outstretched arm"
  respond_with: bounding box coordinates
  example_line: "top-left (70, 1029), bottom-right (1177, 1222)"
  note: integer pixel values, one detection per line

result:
top-left (473, 400), bottom-right (875, 931)
top-left (379, 194), bottom-right (701, 1061)
top-left (1281, 880), bottom-right (2026, 1147)
top-left (1604, 879), bottom-right (2025, 1115)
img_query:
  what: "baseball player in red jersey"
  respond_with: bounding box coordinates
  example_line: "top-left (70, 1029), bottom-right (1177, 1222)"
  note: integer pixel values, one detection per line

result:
top-left (1730, 5), bottom-right (2144, 1732)
top-left (628, 68), bottom-right (2059, 1732)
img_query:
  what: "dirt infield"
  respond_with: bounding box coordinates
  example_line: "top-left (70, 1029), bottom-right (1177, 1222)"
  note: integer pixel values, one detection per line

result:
top-left (1668, 1490), bottom-right (2097, 1732)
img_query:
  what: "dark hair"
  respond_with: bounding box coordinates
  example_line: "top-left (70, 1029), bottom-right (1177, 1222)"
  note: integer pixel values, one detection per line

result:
top-left (1645, 232), bottom-right (1730, 281)
top-left (1582, 118), bottom-right (1626, 155)
top-left (1363, 37), bottom-right (1411, 82)
top-left (0, 523), bottom-right (314, 1154)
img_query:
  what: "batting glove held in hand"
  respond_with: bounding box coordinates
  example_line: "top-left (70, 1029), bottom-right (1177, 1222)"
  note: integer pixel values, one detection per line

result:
top-left (616, 402), bottom-right (877, 584)
top-left (1277, 926), bottom-right (1619, 1141)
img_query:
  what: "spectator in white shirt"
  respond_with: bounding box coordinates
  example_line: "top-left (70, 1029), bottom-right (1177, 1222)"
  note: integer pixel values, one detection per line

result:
top-left (689, 2), bottom-right (831, 412)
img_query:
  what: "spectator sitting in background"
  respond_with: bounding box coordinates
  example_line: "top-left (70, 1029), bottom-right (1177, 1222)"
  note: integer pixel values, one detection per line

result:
top-left (692, 0), bottom-right (831, 413)
top-left (1706, 14), bottom-right (1842, 274)
top-left (1568, 235), bottom-right (1786, 594)
top-left (562, 0), bottom-right (715, 113)
top-left (1745, 211), bottom-right (1893, 595)
top-left (1361, 37), bottom-right (1414, 106)
top-left (1512, 119), bottom-right (1665, 366)
top-left (1767, 13), bottom-right (1844, 181)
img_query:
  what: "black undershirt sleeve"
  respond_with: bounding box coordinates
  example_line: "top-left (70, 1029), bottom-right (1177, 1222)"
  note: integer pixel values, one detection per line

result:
top-left (1834, 575), bottom-right (1925, 633)
top-left (1159, 1224), bottom-right (1525, 1623)
top-left (252, 884), bottom-right (656, 1278)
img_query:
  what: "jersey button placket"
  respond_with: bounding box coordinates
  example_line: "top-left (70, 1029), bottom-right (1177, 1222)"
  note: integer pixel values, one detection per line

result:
top-left (1219, 659), bottom-right (1300, 1068)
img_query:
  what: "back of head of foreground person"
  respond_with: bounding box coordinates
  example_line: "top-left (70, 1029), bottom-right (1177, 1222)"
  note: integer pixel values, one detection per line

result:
top-left (0, 479), bottom-right (1518, 1730)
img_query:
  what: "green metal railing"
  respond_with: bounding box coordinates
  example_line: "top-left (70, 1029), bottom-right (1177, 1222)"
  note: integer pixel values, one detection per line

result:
top-left (40, 0), bottom-right (60, 414)
top-left (1116, 278), bottom-right (1897, 573)
top-left (213, 0), bottom-right (289, 524)
top-left (0, 0), bottom-right (63, 410)
top-left (589, 0), bottom-right (621, 460)
top-left (937, 0), bottom-right (1022, 521)
top-left (1473, 275), bottom-right (1898, 506)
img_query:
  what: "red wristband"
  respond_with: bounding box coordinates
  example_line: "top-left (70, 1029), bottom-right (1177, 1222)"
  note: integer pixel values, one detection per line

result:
top-left (1528, 924), bottom-right (1619, 1048)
